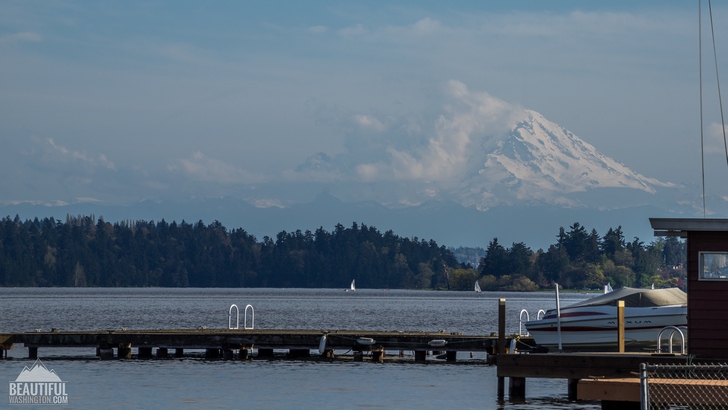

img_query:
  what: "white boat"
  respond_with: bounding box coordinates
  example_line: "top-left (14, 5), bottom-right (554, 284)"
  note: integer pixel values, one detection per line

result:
top-left (524, 287), bottom-right (687, 351)
top-left (474, 281), bottom-right (481, 293)
top-left (346, 279), bottom-right (355, 292)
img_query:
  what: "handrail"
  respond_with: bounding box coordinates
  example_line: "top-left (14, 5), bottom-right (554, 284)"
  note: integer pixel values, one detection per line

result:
top-left (244, 304), bottom-right (255, 329)
top-left (537, 309), bottom-right (546, 320)
top-left (228, 304), bottom-right (239, 330)
top-left (668, 326), bottom-right (688, 354)
top-left (519, 309), bottom-right (530, 336)
top-left (657, 325), bottom-right (686, 354)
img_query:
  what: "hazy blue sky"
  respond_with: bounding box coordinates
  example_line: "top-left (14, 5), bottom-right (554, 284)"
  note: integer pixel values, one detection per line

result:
top-left (2, 1), bottom-right (727, 204)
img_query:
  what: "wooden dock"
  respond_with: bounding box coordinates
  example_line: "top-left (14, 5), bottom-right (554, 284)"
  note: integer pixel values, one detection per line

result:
top-left (0, 328), bottom-right (532, 362)
top-left (579, 376), bottom-right (728, 406)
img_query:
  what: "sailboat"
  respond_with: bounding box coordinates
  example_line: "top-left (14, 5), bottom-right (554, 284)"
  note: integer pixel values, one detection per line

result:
top-left (346, 279), bottom-right (355, 292)
top-left (474, 281), bottom-right (481, 293)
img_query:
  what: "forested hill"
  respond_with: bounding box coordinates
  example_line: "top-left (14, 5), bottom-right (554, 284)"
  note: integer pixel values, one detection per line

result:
top-left (0, 215), bottom-right (460, 288)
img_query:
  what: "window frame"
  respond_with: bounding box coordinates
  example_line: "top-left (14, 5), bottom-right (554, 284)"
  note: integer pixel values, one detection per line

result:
top-left (698, 251), bottom-right (728, 281)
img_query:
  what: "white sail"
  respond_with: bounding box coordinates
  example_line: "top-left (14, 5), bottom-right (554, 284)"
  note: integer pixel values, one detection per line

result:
top-left (474, 281), bottom-right (481, 293)
top-left (350, 279), bottom-right (356, 292)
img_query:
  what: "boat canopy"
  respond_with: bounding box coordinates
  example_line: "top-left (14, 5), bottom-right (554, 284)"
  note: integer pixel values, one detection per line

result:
top-left (566, 287), bottom-right (686, 308)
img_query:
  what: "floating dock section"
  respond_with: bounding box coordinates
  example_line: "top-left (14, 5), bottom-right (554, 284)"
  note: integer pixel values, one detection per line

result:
top-left (0, 329), bottom-right (530, 362)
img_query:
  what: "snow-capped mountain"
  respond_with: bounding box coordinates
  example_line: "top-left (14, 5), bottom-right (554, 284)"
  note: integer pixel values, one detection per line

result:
top-left (456, 109), bottom-right (675, 210)
top-left (293, 104), bottom-right (677, 212)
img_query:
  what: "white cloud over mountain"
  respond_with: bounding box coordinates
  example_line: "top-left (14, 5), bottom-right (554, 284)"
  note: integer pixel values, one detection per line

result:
top-left (295, 81), bottom-right (675, 210)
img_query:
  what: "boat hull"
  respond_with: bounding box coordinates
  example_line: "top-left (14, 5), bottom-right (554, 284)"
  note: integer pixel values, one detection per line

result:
top-left (524, 305), bottom-right (687, 351)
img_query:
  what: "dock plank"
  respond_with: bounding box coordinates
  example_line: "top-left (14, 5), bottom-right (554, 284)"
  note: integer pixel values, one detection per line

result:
top-left (497, 353), bottom-right (688, 379)
top-left (579, 377), bottom-right (728, 405)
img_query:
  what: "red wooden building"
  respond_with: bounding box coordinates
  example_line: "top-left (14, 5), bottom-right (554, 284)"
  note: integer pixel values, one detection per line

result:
top-left (651, 218), bottom-right (728, 359)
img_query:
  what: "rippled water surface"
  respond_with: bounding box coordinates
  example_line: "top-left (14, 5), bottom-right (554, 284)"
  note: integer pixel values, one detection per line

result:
top-left (0, 288), bottom-right (599, 409)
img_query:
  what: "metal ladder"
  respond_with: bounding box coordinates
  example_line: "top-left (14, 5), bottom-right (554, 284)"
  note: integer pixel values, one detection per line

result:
top-left (656, 325), bottom-right (687, 354)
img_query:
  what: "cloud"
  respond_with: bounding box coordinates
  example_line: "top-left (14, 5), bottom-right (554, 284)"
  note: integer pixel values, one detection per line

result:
top-left (45, 138), bottom-right (117, 170)
top-left (354, 115), bottom-right (385, 132)
top-left (410, 18), bottom-right (442, 35)
top-left (707, 123), bottom-right (728, 155)
top-left (338, 24), bottom-right (368, 37)
top-left (345, 81), bottom-right (526, 182)
top-left (169, 151), bottom-right (266, 184)
top-left (307, 25), bottom-right (328, 34)
top-left (0, 31), bottom-right (42, 44)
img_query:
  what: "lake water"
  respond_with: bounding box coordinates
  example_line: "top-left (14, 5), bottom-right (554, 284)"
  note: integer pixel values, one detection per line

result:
top-left (0, 288), bottom-right (600, 409)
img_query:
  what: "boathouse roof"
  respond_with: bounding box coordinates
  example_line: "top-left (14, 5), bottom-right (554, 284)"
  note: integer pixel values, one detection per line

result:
top-left (649, 218), bottom-right (728, 237)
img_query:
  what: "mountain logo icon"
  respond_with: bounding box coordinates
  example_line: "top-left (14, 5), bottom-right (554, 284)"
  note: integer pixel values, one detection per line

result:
top-left (8, 359), bottom-right (68, 405)
top-left (14, 359), bottom-right (63, 382)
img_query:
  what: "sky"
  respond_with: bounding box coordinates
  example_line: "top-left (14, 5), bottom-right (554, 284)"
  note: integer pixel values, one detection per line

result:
top-left (2, 0), bottom-right (728, 206)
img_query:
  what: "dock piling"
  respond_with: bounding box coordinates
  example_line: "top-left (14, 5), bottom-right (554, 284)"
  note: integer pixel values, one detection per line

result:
top-left (372, 347), bottom-right (384, 363)
top-left (497, 298), bottom-right (506, 400)
top-left (567, 378), bottom-right (578, 401)
top-left (98, 347), bottom-right (114, 360)
top-left (289, 349), bottom-right (311, 359)
top-left (257, 348), bottom-right (274, 358)
top-left (617, 300), bottom-right (625, 353)
top-left (118, 343), bottom-right (132, 359)
top-left (509, 377), bottom-right (526, 399)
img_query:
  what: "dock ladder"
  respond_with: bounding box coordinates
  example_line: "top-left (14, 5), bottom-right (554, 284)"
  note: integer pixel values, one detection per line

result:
top-left (656, 326), bottom-right (687, 354)
top-left (228, 304), bottom-right (239, 329)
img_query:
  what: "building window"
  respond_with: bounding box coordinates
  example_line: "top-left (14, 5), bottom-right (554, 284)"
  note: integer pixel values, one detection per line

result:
top-left (699, 252), bottom-right (728, 280)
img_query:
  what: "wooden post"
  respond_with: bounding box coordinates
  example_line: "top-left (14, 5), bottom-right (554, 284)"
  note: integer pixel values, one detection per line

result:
top-left (118, 343), bottom-right (132, 359)
top-left (414, 350), bottom-right (426, 362)
top-left (371, 347), bottom-right (384, 363)
top-left (138, 347), bottom-right (153, 359)
top-left (98, 347), bottom-right (114, 360)
top-left (617, 300), bottom-right (625, 353)
top-left (497, 298), bottom-right (506, 400)
top-left (257, 348), bottom-right (274, 358)
top-left (567, 378), bottom-right (579, 401)
top-left (156, 347), bottom-right (168, 358)
top-left (28, 347), bottom-right (38, 360)
top-left (509, 377), bottom-right (526, 399)
top-left (175, 348), bottom-right (184, 358)
top-left (205, 348), bottom-right (220, 359)
top-left (289, 349), bottom-right (311, 359)
top-left (222, 349), bottom-right (234, 360)
top-left (239, 348), bottom-right (249, 360)
top-left (445, 351), bottom-right (457, 362)
top-left (353, 351), bottom-right (363, 362)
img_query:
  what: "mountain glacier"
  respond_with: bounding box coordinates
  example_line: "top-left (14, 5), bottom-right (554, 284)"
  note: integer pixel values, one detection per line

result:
top-left (455, 109), bottom-right (676, 210)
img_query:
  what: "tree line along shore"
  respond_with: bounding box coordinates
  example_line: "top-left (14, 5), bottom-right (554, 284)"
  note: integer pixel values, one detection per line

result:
top-left (0, 215), bottom-right (685, 290)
